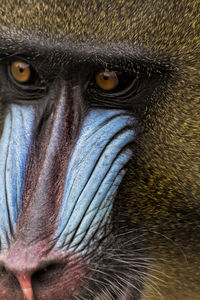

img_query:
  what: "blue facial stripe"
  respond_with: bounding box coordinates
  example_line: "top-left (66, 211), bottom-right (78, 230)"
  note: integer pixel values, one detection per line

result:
top-left (70, 154), bottom-right (131, 253)
top-left (75, 169), bottom-right (127, 253)
top-left (62, 113), bottom-right (134, 205)
top-left (58, 136), bottom-right (133, 243)
top-left (56, 109), bottom-right (135, 251)
top-left (0, 105), bottom-right (34, 248)
top-left (59, 148), bottom-right (132, 250)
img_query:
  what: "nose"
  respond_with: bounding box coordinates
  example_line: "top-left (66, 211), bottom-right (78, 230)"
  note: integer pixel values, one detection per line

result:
top-left (0, 240), bottom-right (85, 300)
top-left (0, 241), bottom-right (54, 300)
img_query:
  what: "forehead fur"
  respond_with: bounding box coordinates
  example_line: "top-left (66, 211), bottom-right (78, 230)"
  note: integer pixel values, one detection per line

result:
top-left (0, 0), bottom-right (198, 59)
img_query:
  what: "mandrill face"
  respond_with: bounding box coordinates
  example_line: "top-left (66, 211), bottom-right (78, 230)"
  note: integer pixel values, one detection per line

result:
top-left (0, 0), bottom-right (199, 299)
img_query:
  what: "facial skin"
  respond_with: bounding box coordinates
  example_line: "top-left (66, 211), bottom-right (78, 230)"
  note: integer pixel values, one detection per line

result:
top-left (0, 0), bottom-right (199, 299)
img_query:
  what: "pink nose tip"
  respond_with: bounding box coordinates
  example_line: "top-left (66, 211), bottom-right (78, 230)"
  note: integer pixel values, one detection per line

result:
top-left (16, 273), bottom-right (34, 300)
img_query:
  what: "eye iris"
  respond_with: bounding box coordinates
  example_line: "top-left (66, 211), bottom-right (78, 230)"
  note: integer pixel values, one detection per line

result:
top-left (95, 71), bottom-right (118, 91)
top-left (11, 61), bottom-right (31, 83)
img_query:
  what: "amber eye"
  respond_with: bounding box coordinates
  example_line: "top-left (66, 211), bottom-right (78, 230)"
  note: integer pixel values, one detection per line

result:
top-left (95, 70), bottom-right (118, 91)
top-left (10, 61), bottom-right (31, 83)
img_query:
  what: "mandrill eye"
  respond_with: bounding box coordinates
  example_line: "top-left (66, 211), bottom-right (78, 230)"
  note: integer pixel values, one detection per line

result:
top-left (95, 70), bottom-right (118, 91)
top-left (88, 67), bottom-right (143, 109)
top-left (10, 61), bottom-right (32, 83)
top-left (6, 59), bottom-right (48, 100)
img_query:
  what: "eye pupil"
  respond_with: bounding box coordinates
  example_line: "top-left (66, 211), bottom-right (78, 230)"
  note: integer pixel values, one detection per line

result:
top-left (103, 74), bottom-right (109, 80)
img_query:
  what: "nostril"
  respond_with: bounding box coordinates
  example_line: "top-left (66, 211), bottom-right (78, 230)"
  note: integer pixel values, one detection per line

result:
top-left (32, 263), bottom-right (66, 287)
top-left (0, 265), bottom-right (26, 298)
top-left (0, 265), bottom-right (19, 285)
top-left (0, 266), bottom-right (8, 275)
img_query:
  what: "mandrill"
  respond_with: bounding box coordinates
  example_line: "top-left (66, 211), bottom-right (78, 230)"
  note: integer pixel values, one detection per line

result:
top-left (0, 0), bottom-right (199, 299)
